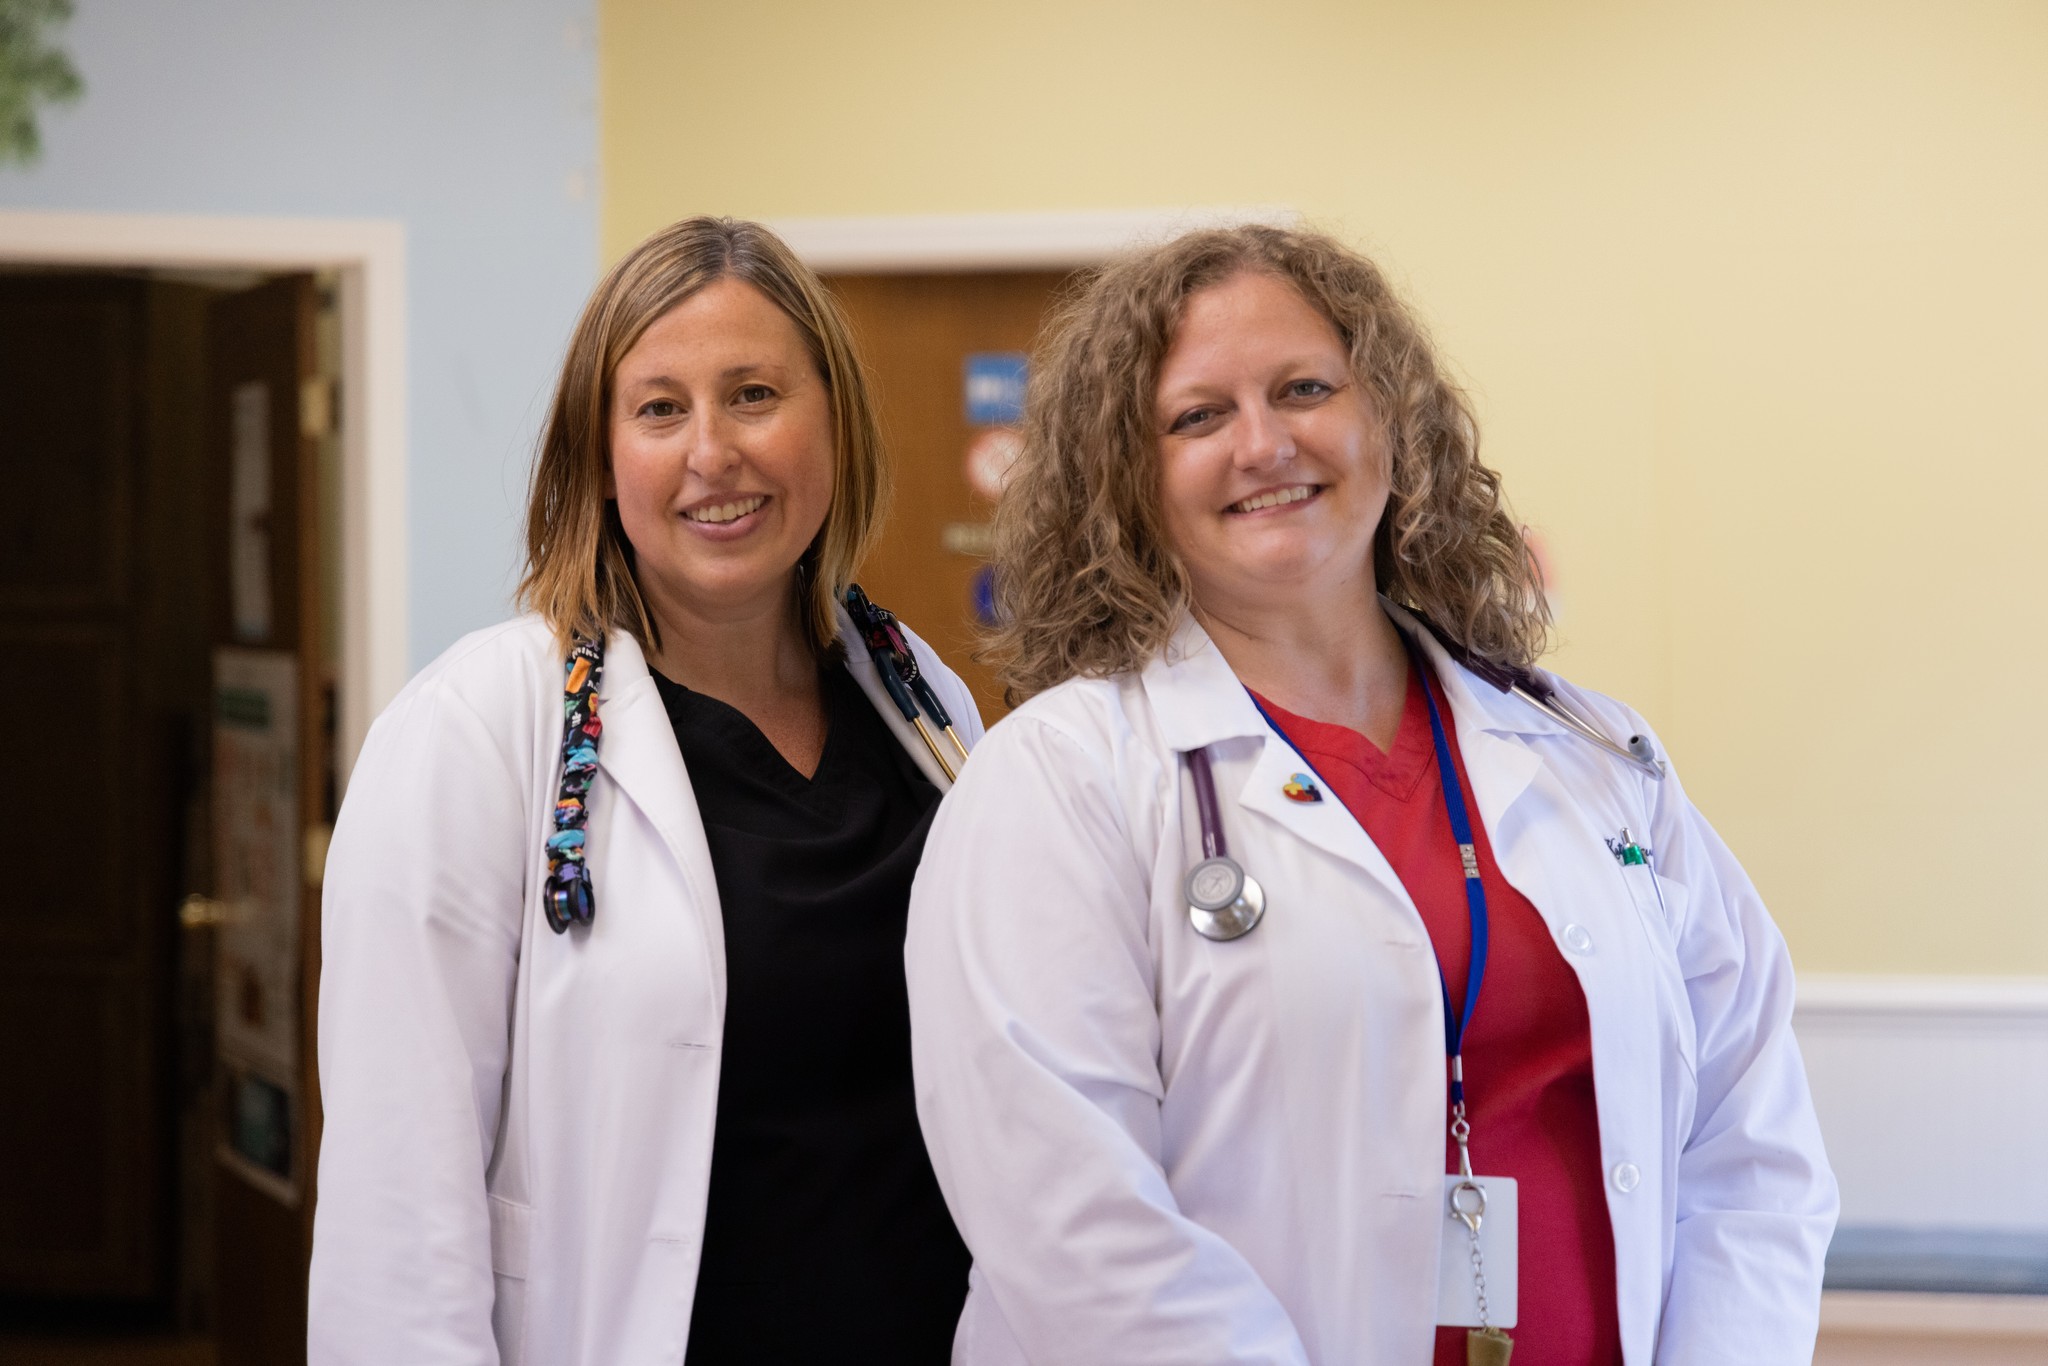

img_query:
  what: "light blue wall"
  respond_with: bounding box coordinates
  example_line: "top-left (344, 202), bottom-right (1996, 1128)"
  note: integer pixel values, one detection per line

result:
top-left (0, 0), bottom-right (600, 667)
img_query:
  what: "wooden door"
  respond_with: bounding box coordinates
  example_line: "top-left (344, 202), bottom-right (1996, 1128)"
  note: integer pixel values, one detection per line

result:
top-left (825, 272), bottom-right (1074, 722)
top-left (0, 275), bottom-right (171, 1307)
top-left (203, 276), bottom-right (326, 1366)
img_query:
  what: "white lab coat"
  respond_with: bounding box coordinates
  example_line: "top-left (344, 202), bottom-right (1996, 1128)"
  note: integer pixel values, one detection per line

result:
top-left (309, 608), bottom-right (982, 1366)
top-left (907, 608), bottom-right (1836, 1366)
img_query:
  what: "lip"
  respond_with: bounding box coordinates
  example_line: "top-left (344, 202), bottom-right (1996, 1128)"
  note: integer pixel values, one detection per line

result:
top-left (1224, 483), bottom-right (1324, 516)
top-left (677, 492), bottom-right (771, 540)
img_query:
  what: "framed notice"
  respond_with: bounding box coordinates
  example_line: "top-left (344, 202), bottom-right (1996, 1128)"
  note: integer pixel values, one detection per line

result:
top-left (211, 647), bottom-right (302, 1202)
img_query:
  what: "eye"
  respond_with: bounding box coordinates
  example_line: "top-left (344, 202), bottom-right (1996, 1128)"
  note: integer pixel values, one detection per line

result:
top-left (1168, 405), bottom-right (1222, 435)
top-left (637, 398), bottom-right (682, 419)
top-left (1283, 378), bottom-right (1334, 401)
top-left (735, 383), bottom-right (776, 405)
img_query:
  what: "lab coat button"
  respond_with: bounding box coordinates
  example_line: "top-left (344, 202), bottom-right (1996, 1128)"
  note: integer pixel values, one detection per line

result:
top-left (1562, 923), bottom-right (1595, 955)
top-left (1612, 1161), bottom-right (1641, 1193)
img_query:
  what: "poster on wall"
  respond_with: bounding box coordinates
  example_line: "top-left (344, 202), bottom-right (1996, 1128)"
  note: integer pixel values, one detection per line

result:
top-left (212, 647), bottom-right (302, 1202)
top-left (963, 352), bottom-right (1028, 427)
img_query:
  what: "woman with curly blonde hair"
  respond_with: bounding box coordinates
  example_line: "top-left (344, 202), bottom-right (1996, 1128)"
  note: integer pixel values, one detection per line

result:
top-left (907, 225), bottom-right (1834, 1365)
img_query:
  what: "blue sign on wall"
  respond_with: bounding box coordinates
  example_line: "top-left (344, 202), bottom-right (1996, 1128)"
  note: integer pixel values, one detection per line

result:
top-left (964, 352), bottom-right (1028, 426)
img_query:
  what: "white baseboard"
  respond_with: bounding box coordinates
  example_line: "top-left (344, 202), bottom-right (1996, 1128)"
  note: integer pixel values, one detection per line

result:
top-left (1794, 975), bottom-right (2048, 1231)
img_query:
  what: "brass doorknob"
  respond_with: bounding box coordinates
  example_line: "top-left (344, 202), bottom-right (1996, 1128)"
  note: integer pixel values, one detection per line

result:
top-left (179, 893), bottom-right (231, 928)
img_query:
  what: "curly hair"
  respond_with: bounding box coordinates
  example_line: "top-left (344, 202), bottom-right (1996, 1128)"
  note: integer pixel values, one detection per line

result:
top-left (988, 223), bottom-right (1549, 702)
top-left (519, 216), bottom-right (887, 659)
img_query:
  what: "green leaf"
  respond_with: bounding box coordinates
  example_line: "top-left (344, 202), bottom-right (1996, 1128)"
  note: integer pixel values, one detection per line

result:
top-left (0, 0), bottom-right (84, 168)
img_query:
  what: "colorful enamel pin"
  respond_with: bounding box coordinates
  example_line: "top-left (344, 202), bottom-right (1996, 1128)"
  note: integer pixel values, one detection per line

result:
top-left (1282, 772), bottom-right (1322, 803)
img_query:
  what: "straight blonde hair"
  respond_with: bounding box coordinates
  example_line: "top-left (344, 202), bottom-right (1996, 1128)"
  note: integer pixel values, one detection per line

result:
top-left (519, 216), bottom-right (888, 659)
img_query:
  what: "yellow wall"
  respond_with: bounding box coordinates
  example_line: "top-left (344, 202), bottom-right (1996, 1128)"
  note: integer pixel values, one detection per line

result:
top-left (602, 0), bottom-right (2048, 975)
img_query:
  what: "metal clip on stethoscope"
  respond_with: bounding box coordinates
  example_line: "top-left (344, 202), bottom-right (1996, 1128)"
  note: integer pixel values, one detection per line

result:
top-left (541, 583), bottom-right (962, 936)
top-left (843, 583), bottom-right (970, 784)
top-left (1180, 615), bottom-right (1666, 942)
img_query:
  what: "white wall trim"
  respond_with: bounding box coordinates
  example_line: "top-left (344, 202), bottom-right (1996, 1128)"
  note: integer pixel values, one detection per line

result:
top-left (1794, 973), bottom-right (2048, 1230)
top-left (0, 210), bottom-right (406, 777)
top-left (1798, 973), bottom-right (2048, 1021)
top-left (767, 205), bottom-right (1303, 273)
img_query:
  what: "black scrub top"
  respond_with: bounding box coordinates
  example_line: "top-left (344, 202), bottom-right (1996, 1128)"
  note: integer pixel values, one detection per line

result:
top-left (653, 662), bottom-right (969, 1365)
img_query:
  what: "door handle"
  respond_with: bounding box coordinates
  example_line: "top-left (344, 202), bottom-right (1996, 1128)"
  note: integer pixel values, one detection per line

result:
top-left (179, 893), bottom-right (234, 928)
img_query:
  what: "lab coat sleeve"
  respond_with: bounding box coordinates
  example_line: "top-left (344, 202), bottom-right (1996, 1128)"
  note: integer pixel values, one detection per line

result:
top-left (308, 675), bottom-right (530, 1365)
top-left (907, 714), bottom-right (1312, 1366)
top-left (1631, 716), bottom-right (1839, 1365)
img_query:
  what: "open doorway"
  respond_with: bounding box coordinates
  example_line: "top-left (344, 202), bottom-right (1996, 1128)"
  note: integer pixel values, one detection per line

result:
top-left (0, 266), bottom-right (336, 1366)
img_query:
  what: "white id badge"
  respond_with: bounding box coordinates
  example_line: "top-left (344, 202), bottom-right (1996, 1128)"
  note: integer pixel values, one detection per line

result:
top-left (1435, 1174), bottom-right (1518, 1328)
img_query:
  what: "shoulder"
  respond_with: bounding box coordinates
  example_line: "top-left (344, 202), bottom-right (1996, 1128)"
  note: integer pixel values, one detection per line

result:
top-left (964, 670), bottom-right (1163, 788)
top-left (359, 616), bottom-right (559, 768)
top-left (833, 602), bottom-right (990, 744)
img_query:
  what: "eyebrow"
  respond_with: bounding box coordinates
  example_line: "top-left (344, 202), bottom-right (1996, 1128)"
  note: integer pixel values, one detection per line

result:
top-left (616, 361), bottom-right (793, 395)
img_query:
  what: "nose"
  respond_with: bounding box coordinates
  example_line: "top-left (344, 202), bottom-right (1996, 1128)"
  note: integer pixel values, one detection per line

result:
top-left (1233, 398), bottom-right (1295, 471)
top-left (681, 404), bottom-right (742, 478)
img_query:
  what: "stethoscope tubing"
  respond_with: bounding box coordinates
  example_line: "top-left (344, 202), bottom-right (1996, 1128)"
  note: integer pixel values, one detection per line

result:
top-left (1186, 746), bottom-right (1229, 861)
top-left (1512, 683), bottom-right (1665, 780)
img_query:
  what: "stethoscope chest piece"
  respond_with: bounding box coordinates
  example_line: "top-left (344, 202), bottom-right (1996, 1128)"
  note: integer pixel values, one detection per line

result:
top-left (1185, 855), bottom-right (1266, 941)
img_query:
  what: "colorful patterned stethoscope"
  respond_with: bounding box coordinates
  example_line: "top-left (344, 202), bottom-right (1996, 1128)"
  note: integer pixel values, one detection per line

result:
top-left (540, 585), bottom-right (966, 935)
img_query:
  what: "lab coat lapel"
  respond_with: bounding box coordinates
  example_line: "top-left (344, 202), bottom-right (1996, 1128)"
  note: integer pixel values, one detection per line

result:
top-left (1141, 617), bottom-right (1411, 899)
top-left (589, 630), bottom-right (727, 967)
top-left (1398, 619), bottom-right (1546, 839)
top-left (835, 604), bottom-right (959, 789)
top-left (1395, 610), bottom-right (1633, 951)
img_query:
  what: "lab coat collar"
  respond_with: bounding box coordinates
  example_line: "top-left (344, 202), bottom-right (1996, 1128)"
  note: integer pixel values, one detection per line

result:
top-left (593, 605), bottom-right (956, 834)
top-left (1140, 601), bottom-right (1572, 752)
top-left (1138, 600), bottom-right (1553, 846)
top-left (589, 628), bottom-right (730, 994)
top-left (587, 608), bottom-right (956, 973)
top-left (833, 601), bottom-right (961, 789)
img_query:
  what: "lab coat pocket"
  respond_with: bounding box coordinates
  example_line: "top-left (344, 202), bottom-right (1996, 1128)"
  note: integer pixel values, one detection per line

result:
top-left (488, 1195), bottom-right (531, 1366)
top-left (1616, 864), bottom-right (1699, 1085)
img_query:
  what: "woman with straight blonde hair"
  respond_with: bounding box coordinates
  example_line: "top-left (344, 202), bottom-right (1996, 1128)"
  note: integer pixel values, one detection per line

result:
top-left (908, 224), bottom-right (1834, 1364)
top-left (311, 216), bottom-right (981, 1365)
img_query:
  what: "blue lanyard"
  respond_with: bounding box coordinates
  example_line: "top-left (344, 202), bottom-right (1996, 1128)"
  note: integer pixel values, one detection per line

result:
top-left (1246, 635), bottom-right (1490, 1098)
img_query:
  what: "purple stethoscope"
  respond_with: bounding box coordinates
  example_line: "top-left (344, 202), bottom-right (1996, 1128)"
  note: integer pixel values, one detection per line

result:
top-left (1181, 746), bottom-right (1268, 941)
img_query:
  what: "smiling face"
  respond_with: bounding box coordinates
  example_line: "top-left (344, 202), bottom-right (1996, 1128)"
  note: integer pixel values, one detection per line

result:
top-left (607, 277), bottom-right (836, 630)
top-left (1154, 270), bottom-right (1388, 626)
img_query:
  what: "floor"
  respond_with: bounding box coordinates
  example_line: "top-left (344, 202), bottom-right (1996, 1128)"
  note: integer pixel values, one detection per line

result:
top-left (1815, 1291), bottom-right (2048, 1365)
top-left (0, 1337), bottom-right (215, 1366)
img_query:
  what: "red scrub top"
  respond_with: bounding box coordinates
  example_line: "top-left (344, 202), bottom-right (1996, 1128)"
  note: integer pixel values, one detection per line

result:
top-left (1253, 663), bottom-right (1622, 1366)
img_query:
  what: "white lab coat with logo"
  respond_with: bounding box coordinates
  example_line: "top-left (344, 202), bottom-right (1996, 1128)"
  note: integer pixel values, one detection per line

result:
top-left (308, 609), bottom-right (981, 1366)
top-left (907, 610), bottom-right (1835, 1366)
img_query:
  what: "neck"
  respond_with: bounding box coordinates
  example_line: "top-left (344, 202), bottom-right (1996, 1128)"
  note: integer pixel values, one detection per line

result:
top-left (640, 574), bottom-right (818, 712)
top-left (1193, 575), bottom-right (1409, 748)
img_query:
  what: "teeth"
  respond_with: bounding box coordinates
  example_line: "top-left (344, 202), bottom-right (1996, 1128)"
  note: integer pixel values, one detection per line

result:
top-left (1229, 485), bottom-right (1317, 514)
top-left (685, 495), bottom-right (766, 524)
